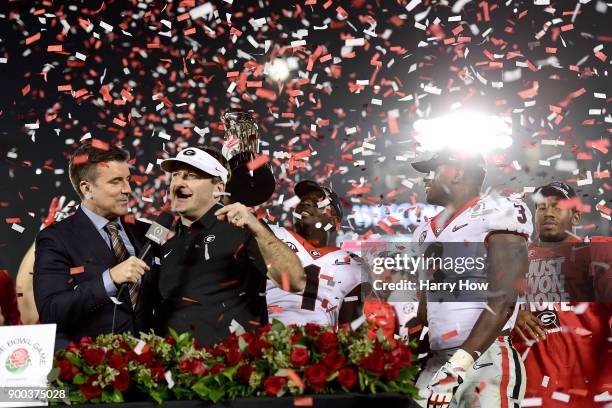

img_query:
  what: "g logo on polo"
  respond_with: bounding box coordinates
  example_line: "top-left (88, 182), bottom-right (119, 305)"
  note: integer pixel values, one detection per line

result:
top-left (183, 149), bottom-right (196, 156)
top-left (537, 311), bottom-right (558, 327)
top-left (310, 250), bottom-right (321, 257)
top-left (203, 234), bottom-right (216, 243)
top-left (284, 241), bottom-right (298, 252)
top-left (418, 230), bottom-right (427, 245)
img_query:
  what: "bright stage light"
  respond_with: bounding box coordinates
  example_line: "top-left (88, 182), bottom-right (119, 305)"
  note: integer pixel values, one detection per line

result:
top-left (267, 58), bottom-right (291, 81)
top-left (413, 111), bottom-right (513, 152)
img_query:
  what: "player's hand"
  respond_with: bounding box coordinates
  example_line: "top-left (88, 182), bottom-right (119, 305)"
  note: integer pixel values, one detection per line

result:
top-left (41, 196), bottom-right (76, 230)
top-left (426, 349), bottom-right (473, 407)
top-left (513, 309), bottom-right (547, 342)
top-left (109, 256), bottom-right (149, 285)
top-left (426, 362), bottom-right (463, 407)
top-left (214, 203), bottom-right (259, 231)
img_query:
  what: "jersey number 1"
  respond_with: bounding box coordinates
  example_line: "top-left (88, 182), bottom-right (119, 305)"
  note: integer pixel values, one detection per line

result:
top-left (301, 265), bottom-right (321, 311)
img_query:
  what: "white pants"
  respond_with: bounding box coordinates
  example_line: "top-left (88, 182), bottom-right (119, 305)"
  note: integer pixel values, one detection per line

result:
top-left (415, 337), bottom-right (525, 408)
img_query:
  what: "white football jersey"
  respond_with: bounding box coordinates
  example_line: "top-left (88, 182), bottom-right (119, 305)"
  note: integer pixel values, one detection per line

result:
top-left (266, 225), bottom-right (362, 327)
top-left (412, 194), bottom-right (533, 350)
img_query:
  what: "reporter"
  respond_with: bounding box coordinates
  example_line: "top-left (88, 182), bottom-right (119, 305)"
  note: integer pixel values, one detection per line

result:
top-left (33, 142), bottom-right (159, 347)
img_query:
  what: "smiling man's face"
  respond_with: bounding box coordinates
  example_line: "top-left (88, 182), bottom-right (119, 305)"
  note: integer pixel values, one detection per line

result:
top-left (84, 160), bottom-right (132, 219)
top-left (169, 163), bottom-right (222, 224)
top-left (535, 195), bottom-right (579, 242)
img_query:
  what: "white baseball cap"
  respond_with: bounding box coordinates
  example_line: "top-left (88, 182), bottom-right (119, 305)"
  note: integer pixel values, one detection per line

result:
top-left (160, 147), bottom-right (228, 183)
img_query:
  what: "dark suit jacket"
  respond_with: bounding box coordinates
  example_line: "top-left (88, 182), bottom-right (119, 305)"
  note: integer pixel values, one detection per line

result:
top-left (33, 207), bottom-right (160, 348)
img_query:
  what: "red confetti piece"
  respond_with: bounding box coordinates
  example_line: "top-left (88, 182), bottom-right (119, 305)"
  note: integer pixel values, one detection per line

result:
top-left (247, 155), bottom-right (269, 171)
top-left (441, 330), bottom-right (458, 340)
top-left (72, 154), bottom-right (89, 165)
top-left (25, 32), bottom-right (41, 45)
top-left (47, 45), bottom-right (63, 52)
top-left (70, 266), bottom-right (84, 275)
top-left (293, 396), bottom-right (312, 406)
top-left (5, 218), bottom-right (22, 224)
top-left (286, 369), bottom-right (306, 392)
top-left (91, 139), bottom-right (110, 151)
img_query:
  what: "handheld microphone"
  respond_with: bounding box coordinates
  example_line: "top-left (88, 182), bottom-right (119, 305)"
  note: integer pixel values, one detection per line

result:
top-left (138, 212), bottom-right (175, 261)
top-left (111, 211), bottom-right (174, 334)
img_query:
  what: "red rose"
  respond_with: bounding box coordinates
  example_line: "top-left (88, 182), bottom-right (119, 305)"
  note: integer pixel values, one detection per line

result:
top-left (135, 350), bottom-right (155, 367)
top-left (290, 347), bottom-right (309, 367)
top-left (290, 332), bottom-right (302, 344)
top-left (211, 363), bottom-right (225, 375)
top-left (247, 338), bottom-right (270, 358)
top-left (304, 323), bottom-right (321, 336)
top-left (191, 360), bottom-right (207, 376)
top-left (108, 353), bottom-right (127, 369)
top-left (150, 366), bottom-right (166, 382)
top-left (338, 367), bottom-right (357, 389)
top-left (179, 359), bottom-right (191, 373)
top-left (165, 336), bottom-right (176, 346)
top-left (304, 363), bottom-right (330, 391)
top-left (316, 332), bottom-right (338, 353)
top-left (226, 348), bottom-right (243, 366)
top-left (83, 348), bottom-right (106, 366)
top-left (260, 324), bottom-right (272, 334)
top-left (360, 352), bottom-right (384, 375)
top-left (263, 375), bottom-right (286, 396)
top-left (80, 376), bottom-right (102, 400)
top-left (385, 367), bottom-right (400, 382)
top-left (79, 337), bottom-right (93, 348)
top-left (57, 358), bottom-right (79, 382)
top-left (66, 342), bottom-right (79, 354)
top-left (321, 351), bottom-right (345, 371)
top-left (236, 364), bottom-right (254, 383)
top-left (113, 369), bottom-right (131, 392)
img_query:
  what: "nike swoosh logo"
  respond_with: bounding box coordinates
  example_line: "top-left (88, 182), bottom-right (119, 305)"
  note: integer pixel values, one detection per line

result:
top-left (473, 362), bottom-right (493, 370)
top-left (334, 259), bottom-right (350, 265)
top-left (452, 223), bottom-right (468, 232)
top-left (163, 249), bottom-right (173, 258)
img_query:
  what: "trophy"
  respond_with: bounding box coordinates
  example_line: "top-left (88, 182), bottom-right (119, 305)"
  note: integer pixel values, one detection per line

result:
top-left (221, 111), bottom-right (276, 207)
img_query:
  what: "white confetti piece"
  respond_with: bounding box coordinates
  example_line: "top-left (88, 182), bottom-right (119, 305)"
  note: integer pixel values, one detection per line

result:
top-left (406, 0), bottom-right (421, 12)
top-left (110, 296), bottom-right (123, 305)
top-left (133, 340), bottom-right (146, 355)
top-left (551, 392), bottom-right (570, 403)
top-left (11, 224), bottom-right (24, 233)
top-left (345, 38), bottom-right (365, 47)
top-left (344, 296), bottom-right (359, 302)
top-left (99, 21), bottom-right (113, 32)
top-left (164, 371), bottom-right (175, 389)
top-left (350, 314), bottom-right (366, 330)
top-left (541, 375), bottom-right (550, 387)
top-left (521, 398), bottom-right (543, 407)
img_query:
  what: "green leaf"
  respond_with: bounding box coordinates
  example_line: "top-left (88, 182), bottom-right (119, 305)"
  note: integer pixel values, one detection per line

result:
top-left (168, 327), bottom-right (179, 341)
top-left (208, 388), bottom-right (225, 403)
top-left (221, 365), bottom-right (239, 381)
top-left (109, 390), bottom-right (124, 403)
top-left (65, 352), bottom-right (82, 367)
top-left (69, 390), bottom-right (86, 405)
top-left (47, 367), bottom-right (60, 383)
top-left (271, 319), bottom-right (285, 332)
top-left (192, 381), bottom-right (210, 399)
top-left (101, 390), bottom-right (111, 403)
top-left (72, 373), bottom-right (86, 385)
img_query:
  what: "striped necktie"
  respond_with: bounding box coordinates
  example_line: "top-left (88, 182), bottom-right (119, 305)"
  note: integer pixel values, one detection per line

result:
top-left (105, 221), bottom-right (140, 307)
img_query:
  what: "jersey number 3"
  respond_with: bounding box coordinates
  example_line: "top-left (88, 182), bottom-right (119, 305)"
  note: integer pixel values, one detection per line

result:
top-left (514, 203), bottom-right (527, 224)
top-left (301, 265), bottom-right (321, 311)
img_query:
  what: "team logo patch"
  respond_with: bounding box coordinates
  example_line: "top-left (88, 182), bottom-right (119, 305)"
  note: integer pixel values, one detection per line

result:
top-left (310, 250), bottom-right (321, 257)
top-left (418, 230), bottom-right (427, 245)
top-left (183, 149), bottom-right (196, 156)
top-left (203, 234), bottom-right (216, 243)
top-left (537, 311), bottom-right (558, 327)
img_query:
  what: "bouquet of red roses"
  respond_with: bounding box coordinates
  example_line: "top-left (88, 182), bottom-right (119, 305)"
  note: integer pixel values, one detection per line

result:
top-left (51, 321), bottom-right (419, 404)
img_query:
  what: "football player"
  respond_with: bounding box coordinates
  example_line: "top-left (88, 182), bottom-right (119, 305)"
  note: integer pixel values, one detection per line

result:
top-left (266, 180), bottom-right (363, 327)
top-left (513, 181), bottom-right (611, 407)
top-left (411, 148), bottom-right (532, 407)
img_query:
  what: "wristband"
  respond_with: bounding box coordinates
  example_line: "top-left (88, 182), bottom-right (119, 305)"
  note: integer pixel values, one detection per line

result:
top-left (448, 348), bottom-right (474, 372)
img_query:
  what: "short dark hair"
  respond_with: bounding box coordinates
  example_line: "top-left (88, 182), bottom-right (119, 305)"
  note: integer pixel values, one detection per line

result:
top-left (69, 141), bottom-right (130, 199)
top-left (197, 145), bottom-right (230, 185)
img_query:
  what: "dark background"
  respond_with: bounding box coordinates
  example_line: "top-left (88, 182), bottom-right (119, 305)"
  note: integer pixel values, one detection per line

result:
top-left (1, 0), bottom-right (610, 278)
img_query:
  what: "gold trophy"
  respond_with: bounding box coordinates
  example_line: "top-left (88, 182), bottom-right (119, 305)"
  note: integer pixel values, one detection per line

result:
top-left (221, 111), bottom-right (275, 206)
